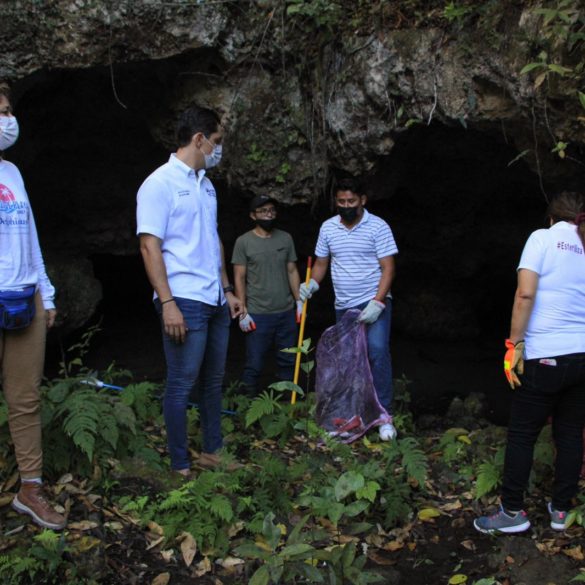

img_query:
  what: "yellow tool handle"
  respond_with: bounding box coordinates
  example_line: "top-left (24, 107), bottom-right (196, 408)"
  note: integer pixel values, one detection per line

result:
top-left (291, 256), bottom-right (312, 404)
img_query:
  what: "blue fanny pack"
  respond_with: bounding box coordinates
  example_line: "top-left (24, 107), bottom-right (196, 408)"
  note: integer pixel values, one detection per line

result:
top-left (0, 286), bottom-right (36, 330)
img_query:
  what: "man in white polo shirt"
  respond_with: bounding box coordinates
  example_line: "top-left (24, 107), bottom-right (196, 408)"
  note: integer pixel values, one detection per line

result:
top-left (137, 105), bottom-right (242, 476)
top-left (300, 177), bottom-right (398, 440)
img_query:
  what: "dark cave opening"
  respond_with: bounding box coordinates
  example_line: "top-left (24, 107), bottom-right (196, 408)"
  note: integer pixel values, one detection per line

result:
top-left (7, 59), bottom-right (578, 424)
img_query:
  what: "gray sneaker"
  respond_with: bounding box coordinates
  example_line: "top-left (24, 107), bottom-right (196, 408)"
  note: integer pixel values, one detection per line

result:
top-left (547, 502), bottom-right (568, 531)
top-left (474, 506), bottom-right (530, 534)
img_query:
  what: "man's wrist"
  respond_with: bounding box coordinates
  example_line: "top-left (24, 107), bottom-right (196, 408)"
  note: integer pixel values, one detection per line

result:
top-left (223, 285), bottom-right (235, 294)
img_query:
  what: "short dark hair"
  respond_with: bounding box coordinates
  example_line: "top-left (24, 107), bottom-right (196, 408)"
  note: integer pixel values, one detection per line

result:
top-left (0, 82), bottom-right (11, 101)
top-left (335, 177), bottom-right (363, 196)
top-left (176, 105), bottom-right (221, 148)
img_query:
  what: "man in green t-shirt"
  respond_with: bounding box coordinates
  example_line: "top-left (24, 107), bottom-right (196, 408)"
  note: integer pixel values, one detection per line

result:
top-left (232, 195), bottom-right (302, 395)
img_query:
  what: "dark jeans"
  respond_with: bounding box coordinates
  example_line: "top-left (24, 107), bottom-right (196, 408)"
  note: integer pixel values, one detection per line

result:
top-left (335, 299), bottom-right (393, 412)
top-left (241, 309), bottom-right (297, 395)
top-left (502, 352), bottom-right (585, 511)
top-left (156, 297), bottom-right (230, 470)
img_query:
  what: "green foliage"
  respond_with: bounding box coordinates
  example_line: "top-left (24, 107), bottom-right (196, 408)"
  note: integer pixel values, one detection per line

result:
top-left (39, 376), bottom-right (162, 477)
top-left (235, 512), bottom-right (383, 585)
top-left (246, 143), bottom-right (268, 163)
top-left (0, 530), bottom-right (82, 584)
top-left (127, 469), bottom-right (245, 553)
top-left (474, 446), bottom-right (504, 499)
top-left (286, 0), bottom-right (342, 30)
top-left (275, 162), bottom-right (291, 184)
top-left (246, 390), bottom-right (282, 428)
top-left (443, 1), bottom-right (472, 23)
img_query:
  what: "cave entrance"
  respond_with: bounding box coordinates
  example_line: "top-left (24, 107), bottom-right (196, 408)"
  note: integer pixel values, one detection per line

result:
top-left (360, 122), bottom-right (548, 422)
top-left (7, 60), bottom-right (566, 423)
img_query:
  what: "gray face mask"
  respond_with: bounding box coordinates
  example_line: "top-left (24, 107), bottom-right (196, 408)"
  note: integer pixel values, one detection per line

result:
top-left (203, 141), bottom-right (222, 169)
top-left (0, 116), bottom-right (19, 150)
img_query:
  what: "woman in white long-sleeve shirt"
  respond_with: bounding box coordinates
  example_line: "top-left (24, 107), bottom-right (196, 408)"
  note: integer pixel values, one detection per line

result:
top-left (0, 82), bottom-right (65, 530)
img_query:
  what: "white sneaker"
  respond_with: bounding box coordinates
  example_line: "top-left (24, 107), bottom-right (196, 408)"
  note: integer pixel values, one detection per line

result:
top-left (379, 423), bottom-right (397, 441)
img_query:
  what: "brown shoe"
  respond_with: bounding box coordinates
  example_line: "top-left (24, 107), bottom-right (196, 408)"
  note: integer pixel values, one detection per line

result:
top-left (12, 482), bottom-right (67, 530)
top-left (197, 452), bottom-right (243, 471)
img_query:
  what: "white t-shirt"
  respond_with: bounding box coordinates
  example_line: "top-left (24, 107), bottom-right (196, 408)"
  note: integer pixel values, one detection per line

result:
top-left (315, 209), bottom-right (398, 310)
top-left (519, 221), bottom-right (585, 359)
top-left (136, 154), bottom-right (225, 305)
top-left (0, 160), bottom-right (55, 309)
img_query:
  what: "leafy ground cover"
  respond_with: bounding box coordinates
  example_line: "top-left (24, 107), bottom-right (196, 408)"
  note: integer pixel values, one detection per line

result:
top-left (1, 346), bottom-right (585, 585)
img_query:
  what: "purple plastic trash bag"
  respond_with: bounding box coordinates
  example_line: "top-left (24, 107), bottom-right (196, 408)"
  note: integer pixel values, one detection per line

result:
top-left (315, 309), bottom-right (391, 443)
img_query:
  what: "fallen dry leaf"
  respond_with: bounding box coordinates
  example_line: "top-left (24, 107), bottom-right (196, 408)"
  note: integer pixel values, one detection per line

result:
top-left (215, 556), bottom-right (245, 569)
top-left (227, 521), bottom-right (245, 538)
top-left (2, 471), bottom-right (19, 492)
top-left (0, 493), bottom-right (14, 507)
top-left (333, 534), bottom-right (359, 544)
top-left (68, 520), bottom-right (99, 531)
top-left (178, 531), bottom-right (198, 567)
top-left (460, 540), bottom-right (476, 552)
top-left (505, 555), bottom-right (515, 564)
top-left (562, 546), bottom-right (584, 561)
top-left (104, 521), bottom-right (124, 532)
top-left (441, 500), bottom-right (462, 512)
top-left (151, 573), bottom-right (170, 585)
top-left (57, 473), bottom-right (73, 484)
top-left (147, 521), bottom-right (165, 536)
top-left (367, 550), bottom-right (397, 566)
top-left (192, 556), bottom-right (212, 577)
top-left (383, 540), bottom-right (404, 552)
top-left (365, 534), bottom-right (386, 548)
top-left (72, 536), bottom-right (102, 553)
top-left (146, 536), bottom-right (165, 551)
top-left (418, 507), bottom-right (441, 522)
top-left (160, 549), bottom-right (175, 562)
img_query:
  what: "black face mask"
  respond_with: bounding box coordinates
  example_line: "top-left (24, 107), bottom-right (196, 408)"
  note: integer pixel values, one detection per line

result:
top-left (337, 207), bottom-right (359, 222)
top-left (256, 218), bottom-right (275, 231)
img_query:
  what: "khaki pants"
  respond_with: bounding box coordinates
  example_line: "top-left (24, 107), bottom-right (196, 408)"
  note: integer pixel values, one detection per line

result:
top-left (0, 293), bottom-right (45, 479)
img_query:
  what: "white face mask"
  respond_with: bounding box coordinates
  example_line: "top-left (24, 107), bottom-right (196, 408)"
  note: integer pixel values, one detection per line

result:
top-left (0, 116), bottom-right (19, 151)
top-left (203, 139), bottom-right (222, 169)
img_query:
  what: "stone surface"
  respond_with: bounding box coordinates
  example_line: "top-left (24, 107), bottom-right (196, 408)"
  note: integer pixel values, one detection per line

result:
top-left (1, 1), bottom-right (584, 332)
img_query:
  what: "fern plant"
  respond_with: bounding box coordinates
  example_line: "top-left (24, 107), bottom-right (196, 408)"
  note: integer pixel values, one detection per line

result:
top-left (474, 446), bottom-right (505, 499)
top-left (39, 376), bottom-right (161, 479)
top-left (130, 468), bottom-right (246, 555)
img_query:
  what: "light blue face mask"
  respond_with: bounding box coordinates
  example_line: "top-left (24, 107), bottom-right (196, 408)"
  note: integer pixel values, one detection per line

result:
top-left (203, 139), bottom-right (222, 169)
top-left (0, 116), bottom-right (19, 150)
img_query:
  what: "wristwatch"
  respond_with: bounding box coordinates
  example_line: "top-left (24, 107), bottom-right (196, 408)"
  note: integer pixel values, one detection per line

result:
top-left (223, 285), bottom-right (235, 294)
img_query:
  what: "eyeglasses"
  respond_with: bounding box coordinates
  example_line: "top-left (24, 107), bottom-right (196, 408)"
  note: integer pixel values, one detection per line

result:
top-left (255, 207), bottom-right (277, 216)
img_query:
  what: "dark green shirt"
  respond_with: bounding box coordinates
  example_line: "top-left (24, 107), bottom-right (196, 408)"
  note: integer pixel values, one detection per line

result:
top-left (231, 229), bottom-right (297, 314)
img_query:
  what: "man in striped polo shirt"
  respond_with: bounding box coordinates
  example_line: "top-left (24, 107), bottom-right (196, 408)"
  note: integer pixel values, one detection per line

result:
top-left (300, 177), bottom-right (398, 440)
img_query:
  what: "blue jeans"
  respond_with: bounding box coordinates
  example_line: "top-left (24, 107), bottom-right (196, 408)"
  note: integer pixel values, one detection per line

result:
top-left (156, 297), bottom-right (230, 470)
top-left (335, 300), bottom-right (393, 413)
top-left (502, 352), bottom-right (585, 511)
top-left (241, 309), bottom-right (297, 395)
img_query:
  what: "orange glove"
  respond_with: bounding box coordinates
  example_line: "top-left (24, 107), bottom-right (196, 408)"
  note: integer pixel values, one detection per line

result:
top-left (504, 339), bottom-right (525, 389)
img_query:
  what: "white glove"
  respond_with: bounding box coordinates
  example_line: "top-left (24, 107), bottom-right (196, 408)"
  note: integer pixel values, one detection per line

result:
top-left (296, 300), bottom-right (304, 323)
top-left (299, 278), bottom-right (319, 302)
top-left (357, 300), bottom-right (385, 324)
top-left (239, 313), bottom-right (256, 333)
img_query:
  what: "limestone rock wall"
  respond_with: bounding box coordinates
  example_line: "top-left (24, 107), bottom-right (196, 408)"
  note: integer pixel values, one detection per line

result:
top-left (1, 0), bottom-right (584, 336)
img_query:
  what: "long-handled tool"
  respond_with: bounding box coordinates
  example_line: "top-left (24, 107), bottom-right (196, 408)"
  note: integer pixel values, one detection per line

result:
top-left (291, 256), bottom-right (312, 405)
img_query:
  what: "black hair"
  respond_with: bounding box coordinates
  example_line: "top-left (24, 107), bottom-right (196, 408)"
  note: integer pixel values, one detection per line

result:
top-left (176, 106), bottom-right (221, 148)
top-left (335, 177), bottom-right (363, 196)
